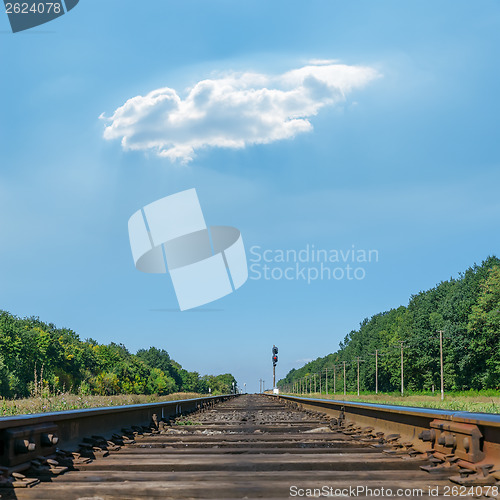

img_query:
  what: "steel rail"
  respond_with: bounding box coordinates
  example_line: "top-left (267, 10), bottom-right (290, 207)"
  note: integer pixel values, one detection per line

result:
top-left (0, 394), bottom-right (235, 468)
top-left (272, 394), bottom-right (500, 485)
top-left (1, 394), bottom-right (477, 498)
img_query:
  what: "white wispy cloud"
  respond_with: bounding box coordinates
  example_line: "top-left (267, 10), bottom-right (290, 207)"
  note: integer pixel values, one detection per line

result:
top-left (100, 61), bottom-right (379, 163)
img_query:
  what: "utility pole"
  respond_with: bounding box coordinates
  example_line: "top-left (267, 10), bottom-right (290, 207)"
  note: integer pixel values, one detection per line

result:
top-left (355, 357), bottom-right (365, 396)
top-left (325, 368), bottom-right (328, 396)
top-left (357, 357), bottom-right (360, 396)
top-left (263, 380), bottom-right (265, 392)
top-left (437, 330), bottom-right (445, 401)
top-left (399, 342), bottom-right (404, 396)
top-left (259, 379), bottom-right (262, 393)
top-left (343, 361), bottom-right (346, 395)
top-left (314, 373), bottom-right (317, 394)
top-left (368, 350), bottom-right (379, 394)
top-left (319, 371), bottom-right (322, 395)
top-left (333, 365), bottom-right (336, 395)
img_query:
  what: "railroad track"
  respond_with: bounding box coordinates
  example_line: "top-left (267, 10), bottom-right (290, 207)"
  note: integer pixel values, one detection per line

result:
top-left (0, 394), bottom-right (499, 499)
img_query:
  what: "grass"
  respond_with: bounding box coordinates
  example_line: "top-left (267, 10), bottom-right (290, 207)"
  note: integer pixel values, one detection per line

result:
top-left (175, 420), bottom-right (202, 426)
top-left (282, 391), bottom-right (500, 414)
top-left (0, 392), bottom-right (205, 417)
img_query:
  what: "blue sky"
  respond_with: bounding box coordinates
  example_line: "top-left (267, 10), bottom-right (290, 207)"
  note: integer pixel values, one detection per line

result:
top-left (0, 1), bottom-right (499, 393)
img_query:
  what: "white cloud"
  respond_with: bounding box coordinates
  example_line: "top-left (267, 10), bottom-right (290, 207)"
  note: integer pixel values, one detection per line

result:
top-left (100, 61), bottom-right (379, 163)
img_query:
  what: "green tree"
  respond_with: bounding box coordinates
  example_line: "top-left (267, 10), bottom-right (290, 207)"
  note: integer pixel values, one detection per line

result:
top-left (468, 265), bottom-right (500, 388)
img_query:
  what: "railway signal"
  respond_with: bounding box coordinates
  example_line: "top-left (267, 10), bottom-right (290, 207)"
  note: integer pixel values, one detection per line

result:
top-left (272, 345), bottom-right (278, 390)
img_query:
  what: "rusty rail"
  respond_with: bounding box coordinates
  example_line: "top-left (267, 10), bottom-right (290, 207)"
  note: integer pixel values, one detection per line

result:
top-left (0, 394), bottom-right (499, 497)
top-left (272, 394), bottom-right (500, 486)
top-left (0, 394), bottom-right (235, 469)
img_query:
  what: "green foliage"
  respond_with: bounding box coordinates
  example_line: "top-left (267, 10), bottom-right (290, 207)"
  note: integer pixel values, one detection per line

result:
top-left (0, 313), bottom-right (235, 400)
top-left (201, 373), bottom-right (237, 395)
top-left (279, 256), bottom-right (500, 393)
top-left (467, 265), bottom-right (500, 387)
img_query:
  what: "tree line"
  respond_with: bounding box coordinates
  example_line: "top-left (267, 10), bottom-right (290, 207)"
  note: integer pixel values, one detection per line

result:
top-left (0, 311), bottom-right (236, 398)
top-left (278, 256), bottom-right (500, 393)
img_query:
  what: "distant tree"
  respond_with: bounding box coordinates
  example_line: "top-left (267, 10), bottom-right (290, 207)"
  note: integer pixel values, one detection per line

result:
top-left (278, 256), bottom-right (500, 393)
top-left (0, 311), bottom-right (235, 399)
top-left (468, 265), bottom-right (500, 388)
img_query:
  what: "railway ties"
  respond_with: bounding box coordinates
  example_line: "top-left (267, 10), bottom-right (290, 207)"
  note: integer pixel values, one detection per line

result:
top-left (0, 395), bottom-right (477, 499)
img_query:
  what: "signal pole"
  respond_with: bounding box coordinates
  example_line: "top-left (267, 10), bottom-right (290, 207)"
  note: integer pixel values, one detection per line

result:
top-left (272, 345), bottom-right (278, 390)
top-left (437, 330), bottom-right (444, 401)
